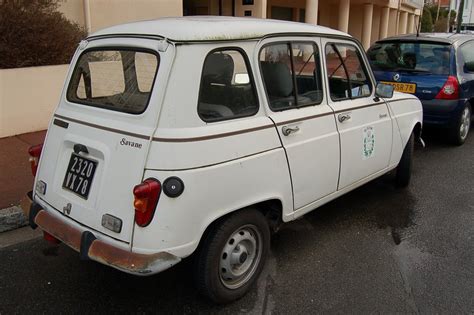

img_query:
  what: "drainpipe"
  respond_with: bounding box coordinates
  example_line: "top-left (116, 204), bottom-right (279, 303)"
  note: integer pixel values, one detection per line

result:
top-left (436, 0), bottom-right (441, 23)
top-left (396, 0), bottom-right (401, 34)
top-left (457, 0), bottom-right (465, 32)
top-left (83, 0), bottom-right (91, 34)
top-left (447, 0), bottom-right (452, 32)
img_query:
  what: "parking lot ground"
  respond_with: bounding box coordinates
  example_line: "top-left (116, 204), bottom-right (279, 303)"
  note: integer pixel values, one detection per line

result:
top-left (0, 130), bottom-right (473, 314)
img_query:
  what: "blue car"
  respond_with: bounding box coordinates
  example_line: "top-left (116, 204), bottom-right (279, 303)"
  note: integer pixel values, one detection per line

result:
top-left (367, 33), bottom-right (474, 145)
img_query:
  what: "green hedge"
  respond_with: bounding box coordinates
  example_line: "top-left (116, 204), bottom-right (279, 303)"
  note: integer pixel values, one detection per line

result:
top-left (0, 0), bottom-right (86, 69)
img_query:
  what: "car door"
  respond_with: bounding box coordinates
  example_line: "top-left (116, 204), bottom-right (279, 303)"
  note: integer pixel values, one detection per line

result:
top-left (321, 39), bottom-right (393, 190)
top-left (35, 38), bottom-right (167, 243)
top-left (257, 38), bottom-right (340, 210)
top-left (458, 40), bottom-right (474, 101)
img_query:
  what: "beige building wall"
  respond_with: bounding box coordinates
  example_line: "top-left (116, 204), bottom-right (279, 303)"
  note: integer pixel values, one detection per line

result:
top-left (89, 0), bottom-right (182, 32)
top-left (318, 1), bottom-right (339, 29)
top-left (348, 5), bottom-right (364, 41)
top-left (0, 65), bottom-right (69, 138)
top-left (57, 0), bottom-right (86, 27)
top-left (59, 0), bottom-right (183, 33)
top-left (387, 7), bottom-right (399, 36)
top-left (58, 0), bottom-right (422, 42)
top-left (371, 5), bottom-right (382, 45)
top-left (265, 0), bottom-right (422, 49)
top-left (235, 0), bottom-right (267, 18)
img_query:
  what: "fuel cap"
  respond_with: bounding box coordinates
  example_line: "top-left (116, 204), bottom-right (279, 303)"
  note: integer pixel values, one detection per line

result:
top-left (163, 177), bottom-right (184, 198)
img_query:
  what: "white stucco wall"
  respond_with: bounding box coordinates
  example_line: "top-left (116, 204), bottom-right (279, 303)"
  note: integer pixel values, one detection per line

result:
top-left (0, 65), bottom-right (69, 138)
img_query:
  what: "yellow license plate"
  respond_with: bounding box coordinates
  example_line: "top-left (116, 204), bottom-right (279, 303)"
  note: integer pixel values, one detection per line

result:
top-left (381, 81), bottom-right (417, 94)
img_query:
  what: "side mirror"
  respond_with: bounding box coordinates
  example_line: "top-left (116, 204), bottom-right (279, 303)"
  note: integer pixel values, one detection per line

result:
top-left (464, 61), bottom-right (474, 72)
top-left (375, 82), bottom-right (394, 99)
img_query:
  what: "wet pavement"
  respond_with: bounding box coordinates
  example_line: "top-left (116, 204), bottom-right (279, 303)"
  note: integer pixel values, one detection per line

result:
top-left (0, 130), bottom-right (473, 314)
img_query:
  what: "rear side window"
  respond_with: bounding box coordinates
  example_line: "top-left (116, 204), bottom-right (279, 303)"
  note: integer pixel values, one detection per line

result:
top-left (198, 49), bottom-right (258, 122)
top-left (259, 42), bottom-right (323, 111)
top-left (67, 49), bottom-right (159, 114)
top-left (326, 43), bottom-right (372, 101)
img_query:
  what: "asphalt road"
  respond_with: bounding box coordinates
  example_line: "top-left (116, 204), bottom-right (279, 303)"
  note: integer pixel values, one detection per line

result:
top-left (1, 130), bottom-right (473, 314)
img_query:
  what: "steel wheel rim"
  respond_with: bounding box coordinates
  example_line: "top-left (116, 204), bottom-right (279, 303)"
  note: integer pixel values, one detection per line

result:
top-left (219, 224), bottom-right (262, 290)
top-left (460, 107), bottom-right (471, 140)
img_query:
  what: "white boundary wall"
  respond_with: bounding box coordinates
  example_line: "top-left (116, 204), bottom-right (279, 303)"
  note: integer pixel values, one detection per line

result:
top-left (0, 65), bottom-right (69, 138)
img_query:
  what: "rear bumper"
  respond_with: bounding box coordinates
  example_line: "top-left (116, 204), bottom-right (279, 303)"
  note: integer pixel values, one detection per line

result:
top-left (421, 99), bottom-right (466, 127)
top-left (21, 192), bottom-right (181, 276)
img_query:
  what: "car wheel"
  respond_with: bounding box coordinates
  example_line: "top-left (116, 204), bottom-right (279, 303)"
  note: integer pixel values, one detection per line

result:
top-left (449, 103), bottom-right (471, 146)
top-left (194, 208), bottom-right (270, 304)
top-left (395, 132), bottom-right (414, 188)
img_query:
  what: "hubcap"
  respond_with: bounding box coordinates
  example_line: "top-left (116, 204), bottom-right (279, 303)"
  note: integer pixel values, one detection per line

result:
top-left (459, 107), bottom-right (471, 140)
top-left (219, 225), bottom-right (262, 289)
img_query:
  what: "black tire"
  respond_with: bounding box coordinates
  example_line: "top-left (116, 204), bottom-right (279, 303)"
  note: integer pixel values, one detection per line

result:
top-left (194, 208), bottom-right (270, 304)
top-left (395, 132), bottom-right (414, 188)
top-left (449, 103), bottom-right (471, 146)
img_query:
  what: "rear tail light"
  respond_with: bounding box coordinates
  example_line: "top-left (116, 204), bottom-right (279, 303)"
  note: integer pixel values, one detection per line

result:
top-left (28, 144), bottom-right (43, 177)
top-left (133, 178), bottom-right (161, 227)
top-left (435, 76), bottom-right (459, 100)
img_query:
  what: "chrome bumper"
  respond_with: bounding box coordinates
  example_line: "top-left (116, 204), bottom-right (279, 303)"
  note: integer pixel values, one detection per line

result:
top-left (21, 192), bottom-right (180, 275)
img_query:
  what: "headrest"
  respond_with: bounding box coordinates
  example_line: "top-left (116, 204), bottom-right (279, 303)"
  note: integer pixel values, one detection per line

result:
top-left (202, 53), bottom-right (234, 85)
top-left (260, 61), bottom-right (293, 97)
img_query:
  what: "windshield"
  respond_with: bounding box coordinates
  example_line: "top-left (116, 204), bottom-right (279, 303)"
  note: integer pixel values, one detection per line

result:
top-left (367, 42), bottom-right (451, 75)
top-left (67, 49), bottom-right (159, 114)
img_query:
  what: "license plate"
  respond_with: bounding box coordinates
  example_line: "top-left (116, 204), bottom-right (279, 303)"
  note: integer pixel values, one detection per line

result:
top-left (62, 153), bottom-right (98, 199)
top-left (381, 81), bottom-right (417, 94)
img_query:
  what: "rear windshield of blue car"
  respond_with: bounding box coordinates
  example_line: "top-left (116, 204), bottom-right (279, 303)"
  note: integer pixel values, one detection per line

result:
top-left (367, 42), bottom-right (451, 75)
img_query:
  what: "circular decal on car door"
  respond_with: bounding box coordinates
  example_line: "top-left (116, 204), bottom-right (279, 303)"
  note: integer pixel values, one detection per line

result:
top-left (363, 126), bottom-right (375, 160)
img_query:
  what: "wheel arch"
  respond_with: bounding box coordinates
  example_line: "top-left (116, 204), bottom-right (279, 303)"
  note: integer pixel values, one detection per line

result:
top-left (195, 198), bottom-right (283, 254)
top-left (413, 121), bottom-right (422, 142)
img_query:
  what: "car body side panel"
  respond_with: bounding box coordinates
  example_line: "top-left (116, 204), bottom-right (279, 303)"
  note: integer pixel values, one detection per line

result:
top-left (456, 40), bottom-right (474, 107)
top-left (146, 118), bottom-right (280, 170)
top-left (386, 93), bottom-right (423, 166)
top-left (34, 38), bottom-right (173, 243)
top-left (132, 149), bottom-right (293, 258)
top-left (145, 41), bottom-right (282, 171)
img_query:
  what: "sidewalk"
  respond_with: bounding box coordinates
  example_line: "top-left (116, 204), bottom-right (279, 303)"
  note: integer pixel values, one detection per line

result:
top-left (0, 131), bottom-right (46, 231)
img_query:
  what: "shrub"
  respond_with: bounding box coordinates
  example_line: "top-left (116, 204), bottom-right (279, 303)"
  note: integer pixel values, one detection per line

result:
top-left (421, 7), bottom-right (433, 32)
top-left (0, 0), bottom-right (87, 69)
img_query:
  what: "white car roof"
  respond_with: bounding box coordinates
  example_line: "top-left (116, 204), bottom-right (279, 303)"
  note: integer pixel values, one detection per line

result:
top-left (90, 16), bottom-right (351, 42)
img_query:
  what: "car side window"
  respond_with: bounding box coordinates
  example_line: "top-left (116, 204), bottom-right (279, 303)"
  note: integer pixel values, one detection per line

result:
top-left (198, 49), bottom-right (258, 122)
top-left (325, 43), bottom-right (372, 101)
top-left (460, 41), bottom-right (474, 73)
top-left (259, 41), bottom-right (323, 111)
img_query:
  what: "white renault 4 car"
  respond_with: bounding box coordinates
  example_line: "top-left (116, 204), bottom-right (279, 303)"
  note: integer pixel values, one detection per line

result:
top-left (22, 17), bottom-right (422, 303)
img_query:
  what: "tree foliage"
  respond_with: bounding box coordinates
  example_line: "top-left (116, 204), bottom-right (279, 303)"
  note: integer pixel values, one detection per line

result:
top-left (421, 7), bottom-right (434, 32)
top-left (0, 0), bottom-right (87, 69)
top-left (423, 4), bottom-right (457, 32)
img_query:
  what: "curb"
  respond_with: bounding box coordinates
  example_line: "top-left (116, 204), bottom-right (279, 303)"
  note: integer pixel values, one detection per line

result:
top-left (0, 206), bottom-right (28, 233)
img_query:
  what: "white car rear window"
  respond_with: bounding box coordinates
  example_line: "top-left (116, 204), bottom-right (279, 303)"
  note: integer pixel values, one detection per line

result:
top-left (67, 49), bottom-right (159, 114)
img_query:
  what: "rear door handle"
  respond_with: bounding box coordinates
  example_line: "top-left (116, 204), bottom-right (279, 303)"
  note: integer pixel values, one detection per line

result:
top-left (282, 125), bottom-right (300, 136)
top-left (338, 113), bottom-right (351, 123)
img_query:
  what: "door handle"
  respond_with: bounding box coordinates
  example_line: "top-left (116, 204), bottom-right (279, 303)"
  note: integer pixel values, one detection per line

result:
top-left (338, 113), bottom-right (351, 123)
top-left (282, 125), bottom-right (300, 136)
